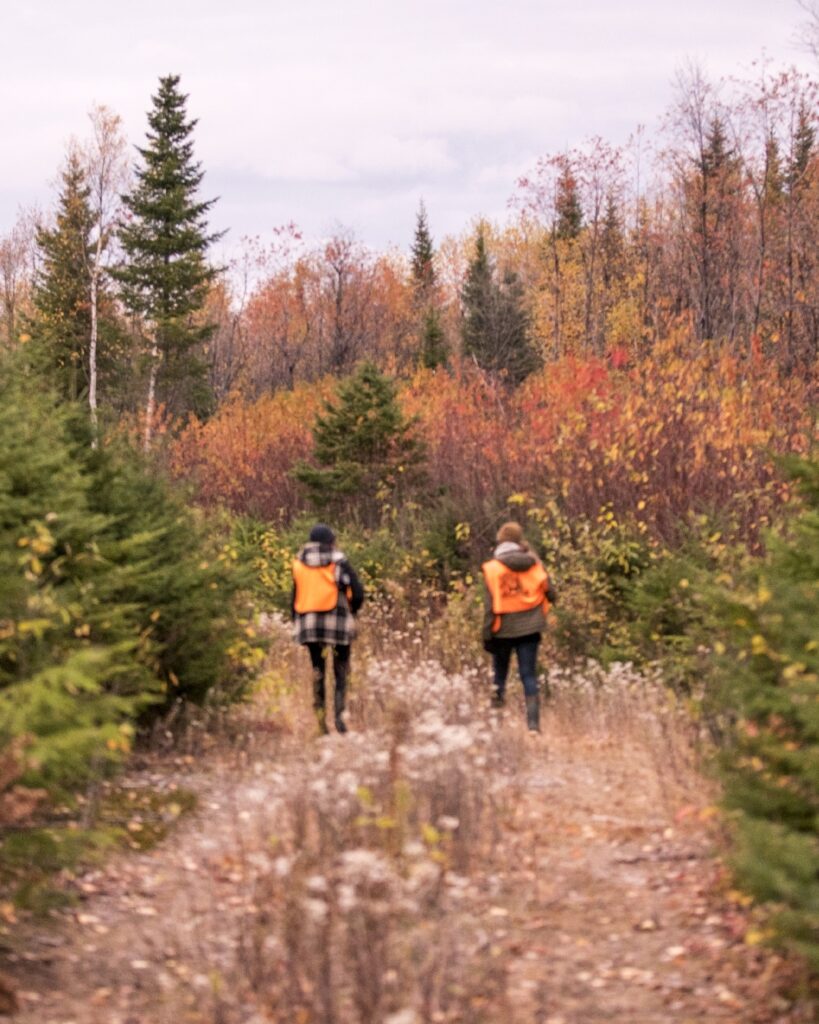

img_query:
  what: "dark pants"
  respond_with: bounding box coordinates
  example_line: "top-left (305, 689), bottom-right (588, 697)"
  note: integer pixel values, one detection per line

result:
top-left (306, 642), bottom-right (350, 709)
top-left (491, 635), bottom-right (540, 698)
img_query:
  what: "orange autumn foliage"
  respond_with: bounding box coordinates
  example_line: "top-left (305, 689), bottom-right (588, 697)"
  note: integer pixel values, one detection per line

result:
top-left (511, 343), bottom-right (815, 542)
top-left (401, 367), bottom-right (513, 523)
top-left (169, 350), bottom-right (817, 545)
top-left (169, 383), bottom-right (332, 522)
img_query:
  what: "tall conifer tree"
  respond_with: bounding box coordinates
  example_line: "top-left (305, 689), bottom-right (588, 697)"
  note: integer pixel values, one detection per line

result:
top-left (411, 200), bottom-right (435, 292)
top-left (462, 224), bottom-right (538, 385)
top-left (601, 191), bottom-right (625, 289)
top-left (115, 74), bottom-right (222, 444)
top-left (764, 133), bottom-right (785, 204)
top-left (410, 201), bottom-right (448, 369)
top-left (461, 225), bottom-right (493, 360)
top-left (30, 152), bottom-right (94, 402)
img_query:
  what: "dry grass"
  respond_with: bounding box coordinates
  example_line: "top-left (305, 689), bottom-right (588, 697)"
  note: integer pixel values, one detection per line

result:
top-left (134, 617), bottom-right (714, 1024)
top-left (176, 646), bottom-right (527, 1023)
top-left (18, 613), bottom-right (810, 1024)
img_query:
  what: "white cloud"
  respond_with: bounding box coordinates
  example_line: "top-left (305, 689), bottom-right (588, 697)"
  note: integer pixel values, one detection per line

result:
top-left (474, 159), bottom-right (533, 188)
top-left (0, 0), bottom-right (813, 249)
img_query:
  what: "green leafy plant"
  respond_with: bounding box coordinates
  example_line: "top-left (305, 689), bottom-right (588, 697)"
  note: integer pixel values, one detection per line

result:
top-left (710, 456), bottom-right (819, 971)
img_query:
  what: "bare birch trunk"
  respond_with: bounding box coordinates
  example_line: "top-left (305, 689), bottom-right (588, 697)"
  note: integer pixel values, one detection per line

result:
top-left (144, 342), bottom-right (159, 453)
top-left (83, 104), bottom-right (129, 446)
top-left (89, 242), bottom-right (101, 445)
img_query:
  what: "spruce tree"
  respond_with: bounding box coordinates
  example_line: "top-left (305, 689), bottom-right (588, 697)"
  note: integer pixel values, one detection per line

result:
top-left (293, 362), bottom-right (424, 527)
top-left (114, 74), bottom-right (223, 438)
top-left (788, 101), bottom-right (815, 192)
top-left (601, 191), bottom-right (625, 288)
top-left (411, 200), bottom-right (435, 293)
top-left (420, 307), bottom-right (448, 370)
top-left (703, 115), bottom-right (734, 178)
top-left (462, 225), bottom-right (539, 386)
top-left (29, 152), bottom-right (94, 402)
top-left (687, 114), bottom-right (742, 341)
top-left (410, 201), bottom-right (448, 369)
top-left (554, 163), bottom-right (583, 241)
top-left (461, 225), bottom-right (493, 359)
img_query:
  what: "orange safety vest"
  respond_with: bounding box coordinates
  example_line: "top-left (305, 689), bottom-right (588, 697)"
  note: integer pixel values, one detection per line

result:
top-left (292, 560), bottom-right (341, 614)
top-left (481, 558), bottom-right (551, 634)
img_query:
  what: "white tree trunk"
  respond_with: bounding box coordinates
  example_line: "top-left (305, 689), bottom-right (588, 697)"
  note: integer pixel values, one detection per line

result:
top-left (143, 341), bottom-right (159, 453)
top-left (82, 104), bottom-right (129, 447)
top-left (88, 243), bottom-right (101, 445)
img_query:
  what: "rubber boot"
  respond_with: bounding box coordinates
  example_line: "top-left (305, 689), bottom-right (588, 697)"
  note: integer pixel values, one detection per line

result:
top-left (525, 693), bottom-right (541, 733)
top-left (312, 667), bottom-right (328, 735)
top-left (333, 660), bottom-right (348, 734)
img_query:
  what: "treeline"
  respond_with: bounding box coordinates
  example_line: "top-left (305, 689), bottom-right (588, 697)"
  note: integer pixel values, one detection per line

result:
top-left (1, 67), bottom-right (818, 421)
top-left (182, 66), bottom-right (819, 399)
top-left (202, 63), bottom-right (819, 399)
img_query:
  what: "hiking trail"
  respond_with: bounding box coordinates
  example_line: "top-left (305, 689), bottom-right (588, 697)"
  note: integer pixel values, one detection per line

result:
top-left (8, 643), bottom-right (809, 1024)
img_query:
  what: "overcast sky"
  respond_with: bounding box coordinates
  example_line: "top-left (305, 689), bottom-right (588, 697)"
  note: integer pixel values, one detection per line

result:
top-left (1, 0), bottom-right (813, 255)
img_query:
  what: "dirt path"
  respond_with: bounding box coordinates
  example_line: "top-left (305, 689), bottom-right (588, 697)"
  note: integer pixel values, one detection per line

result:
top-left (7, 656), bottom-right (811, 1024)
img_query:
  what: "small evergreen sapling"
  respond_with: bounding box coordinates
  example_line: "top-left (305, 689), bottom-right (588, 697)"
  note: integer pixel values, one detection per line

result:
top-left (293, 362), bottom-right (425, 528)
top-left (713, 456), bottom-right (819, 970)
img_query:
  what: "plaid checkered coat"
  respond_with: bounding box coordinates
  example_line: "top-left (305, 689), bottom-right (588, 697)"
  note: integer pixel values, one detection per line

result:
top-left (292, 542), bottom-right (364, 647)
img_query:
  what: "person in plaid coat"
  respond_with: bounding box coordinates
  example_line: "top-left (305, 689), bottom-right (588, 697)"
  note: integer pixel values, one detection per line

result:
top-left (292, 524), bottom-right (364, 734)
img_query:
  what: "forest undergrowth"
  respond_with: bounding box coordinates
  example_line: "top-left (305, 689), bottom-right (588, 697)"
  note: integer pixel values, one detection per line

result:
top-left (8, 615), bottom-right (816, 1024)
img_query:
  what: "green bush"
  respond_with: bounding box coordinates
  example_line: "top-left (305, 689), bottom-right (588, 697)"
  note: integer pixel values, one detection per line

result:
top-left (517, 499), bottom-right (651, 663)
top-left (81, 437), bottom-right (253, 710)
top-left (710, 456), bottom-right (819, 970)
top-left (0, 361), bottom-right (254, 793)
top-left (617, 523), bottom-right (749, 694)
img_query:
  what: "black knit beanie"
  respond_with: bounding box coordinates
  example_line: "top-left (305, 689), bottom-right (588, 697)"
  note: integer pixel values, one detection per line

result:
top-left (308, 523), bottom-right (336, 546)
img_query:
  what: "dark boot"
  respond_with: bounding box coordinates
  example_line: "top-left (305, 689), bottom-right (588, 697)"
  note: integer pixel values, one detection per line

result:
top-left (333, 656), bottom-right (349, 734)
top-left (525, 693), bottom-right (541, 732)
top-left (312, 667), bottom-right (328, 735)
top-left (334, 687), bottom-right (348, 734)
